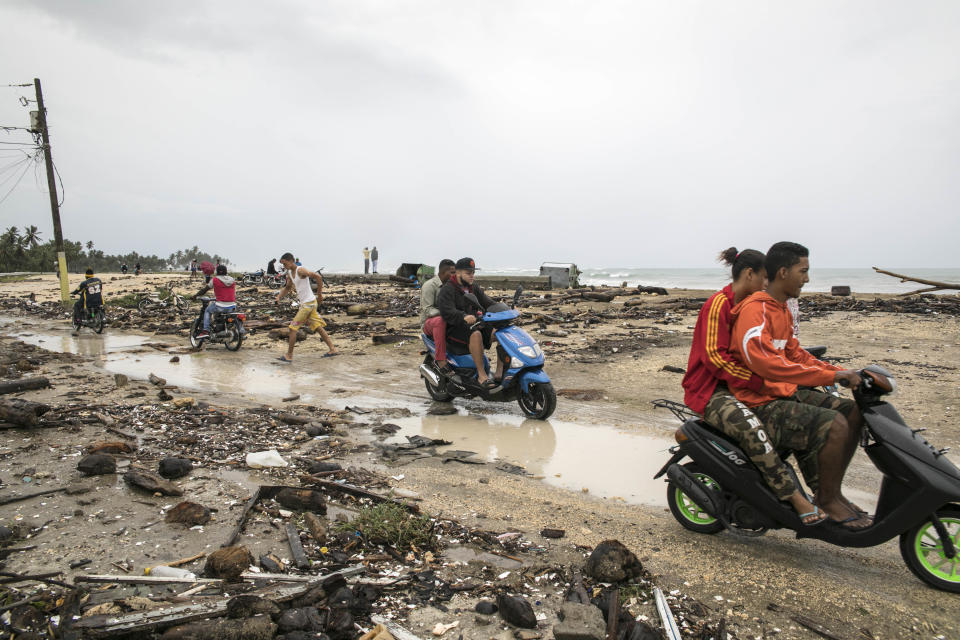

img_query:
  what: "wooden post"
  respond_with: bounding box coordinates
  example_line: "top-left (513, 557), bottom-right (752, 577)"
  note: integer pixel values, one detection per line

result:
top-left (33, 78), bottom-right (69, 305)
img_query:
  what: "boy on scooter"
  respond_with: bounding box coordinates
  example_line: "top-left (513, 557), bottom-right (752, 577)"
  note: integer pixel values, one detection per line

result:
top-left (193, 264), bottom-right (236, 339)
top-left (731, 241), bottom-right (870, 529)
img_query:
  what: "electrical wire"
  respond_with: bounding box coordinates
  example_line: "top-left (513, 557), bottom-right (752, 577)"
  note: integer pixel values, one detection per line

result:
top-left (52, 159), bottom-right (64, 207)
top-left (0, 154), bottom-right (36, 206)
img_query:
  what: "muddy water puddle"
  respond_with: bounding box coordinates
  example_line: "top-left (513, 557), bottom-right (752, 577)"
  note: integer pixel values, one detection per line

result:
top-left (387, 412), bottom-right (676, 506)
top-left (3, 322), bottom-right (326, 403)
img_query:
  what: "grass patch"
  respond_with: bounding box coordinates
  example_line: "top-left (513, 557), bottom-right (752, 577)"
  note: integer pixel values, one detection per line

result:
top-left (108, 292), bottom-right (142, 309)
top-left (0, 274), bottom-right (31, 283)
top-left (335, 502), bottom-right (435, 551)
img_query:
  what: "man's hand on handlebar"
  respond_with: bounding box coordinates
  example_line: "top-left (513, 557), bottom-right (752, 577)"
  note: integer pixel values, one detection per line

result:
top-left (834, 370), bottom-right (862, 389)
top-left (464, 315), bottom-right (477, 325)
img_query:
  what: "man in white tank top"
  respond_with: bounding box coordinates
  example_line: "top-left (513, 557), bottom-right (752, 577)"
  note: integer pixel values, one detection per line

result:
top-left (275, 252), bottom-right (337, 362)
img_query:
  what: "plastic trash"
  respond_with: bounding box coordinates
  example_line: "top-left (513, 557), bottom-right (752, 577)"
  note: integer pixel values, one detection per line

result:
top-left (246, 449), bottom-right (289, 468)
top-left (145, 566), bottom-right (196, 580)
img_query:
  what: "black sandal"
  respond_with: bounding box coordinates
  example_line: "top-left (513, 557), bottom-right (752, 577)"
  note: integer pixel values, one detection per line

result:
top-left (480, 379), bottom-right (498, 390)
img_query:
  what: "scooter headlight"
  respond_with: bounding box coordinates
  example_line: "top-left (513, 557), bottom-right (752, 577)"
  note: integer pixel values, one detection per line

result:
top-left (518, 346), bottom-right (537, 359)
top-left (509, 357), bottom-right (525, 369)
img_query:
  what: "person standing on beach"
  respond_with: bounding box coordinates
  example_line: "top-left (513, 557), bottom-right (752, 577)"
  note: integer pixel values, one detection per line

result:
top-left (362, 247), bottom-right (370, 274)
top-left (190, 260), bottom-right (198, 280)
top-left (275, 252), bottom-right (337, 362)
top-left (371, 246), bottom-right (379, 273)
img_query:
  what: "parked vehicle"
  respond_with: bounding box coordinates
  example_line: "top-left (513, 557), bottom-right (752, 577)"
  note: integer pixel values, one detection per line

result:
top-left (72, 297), bottom-right (105, 334)
top-left (653, 364), bottom-right (960, 592)
top-left (419, 288), bottom-right (556, 420)
top-left (138, 288), bottom-right (191, 314)
top-left (242, 270), bottom-right (265, 285)
top-left (265, 273), bottom-right (287, 289)
top-left (189, 298), bottom-right (245, 351)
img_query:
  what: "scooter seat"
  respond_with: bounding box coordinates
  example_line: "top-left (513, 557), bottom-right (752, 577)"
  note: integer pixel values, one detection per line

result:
top-left (689, 419), bottom-right (795, 465)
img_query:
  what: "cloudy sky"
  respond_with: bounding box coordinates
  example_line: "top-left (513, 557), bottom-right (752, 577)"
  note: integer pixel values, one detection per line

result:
top-left (0, 1), bottom-right (956, 271)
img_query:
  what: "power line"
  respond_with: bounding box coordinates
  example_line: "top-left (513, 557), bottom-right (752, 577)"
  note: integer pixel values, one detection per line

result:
top-left (0, 153), bottom-right (36, 206)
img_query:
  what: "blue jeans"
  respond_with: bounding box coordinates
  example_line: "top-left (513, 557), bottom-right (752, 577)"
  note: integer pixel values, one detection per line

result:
top-left (203, 303), bottom-right (236, 331)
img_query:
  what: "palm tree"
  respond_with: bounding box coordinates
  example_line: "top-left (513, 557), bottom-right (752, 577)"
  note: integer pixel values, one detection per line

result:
top-left (22, 225), bottom-right (41, 249)
top-left (86, 240), bottom-right (94, 251)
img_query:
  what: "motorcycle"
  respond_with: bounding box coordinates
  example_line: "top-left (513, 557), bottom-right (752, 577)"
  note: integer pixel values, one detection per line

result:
top-left (138, 288), bottom-right (191, 314)
top-left (653, 365), bottom-right (960, 592)
top-left (265, 273), bottom-right (287, 289)
top-left (189, 297), bottom-right (245, 351)
top-left (419, 288), bottom-right (556, 420)
top-left (71, 298), bottom-right (105, 334)
top-left (242, 270), bottom-right (265, 285)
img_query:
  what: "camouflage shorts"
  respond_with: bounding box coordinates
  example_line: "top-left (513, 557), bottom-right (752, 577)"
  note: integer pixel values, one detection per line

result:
top-left (703, 385), bottom-right (797, 500)
top-left (751, 388), bottom-right (856, 492)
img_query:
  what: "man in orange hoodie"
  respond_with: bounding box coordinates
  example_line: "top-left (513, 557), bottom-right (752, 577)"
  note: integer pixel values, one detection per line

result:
top-left (731, 242), bottom-right (869, 529)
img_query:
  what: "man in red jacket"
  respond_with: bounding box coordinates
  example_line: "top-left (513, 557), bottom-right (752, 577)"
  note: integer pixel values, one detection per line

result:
top-left (731, 242), bottom-right (868, 529)
top-left (683, 248), bottom-right (825, 524)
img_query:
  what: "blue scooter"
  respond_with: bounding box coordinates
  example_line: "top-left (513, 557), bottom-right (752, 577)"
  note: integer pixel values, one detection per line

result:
top-left (420, 289), bottom-right (556, 420)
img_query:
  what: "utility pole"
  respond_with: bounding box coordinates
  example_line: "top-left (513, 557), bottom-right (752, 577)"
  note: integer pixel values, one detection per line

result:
top-left (33, 78), bottom-right (70, 304)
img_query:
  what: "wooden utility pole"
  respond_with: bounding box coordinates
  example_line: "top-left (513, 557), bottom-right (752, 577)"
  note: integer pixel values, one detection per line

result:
top-left (33, 78), bottom-right (69, 304)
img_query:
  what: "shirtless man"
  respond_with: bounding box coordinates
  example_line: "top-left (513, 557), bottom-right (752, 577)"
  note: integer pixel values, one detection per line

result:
top-left (275, 252), bottom-right (336, 362)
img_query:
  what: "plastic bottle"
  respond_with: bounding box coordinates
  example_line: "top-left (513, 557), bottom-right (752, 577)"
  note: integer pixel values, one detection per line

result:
top-left (144, 566), bottom-right (197, 580)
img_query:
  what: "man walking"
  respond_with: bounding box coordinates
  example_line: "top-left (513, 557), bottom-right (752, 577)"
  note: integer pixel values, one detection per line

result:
top-left (362, 247), bottom-right (370, 274)
top-left (275, 252), bottom-right (337, 362)
top-left (371, 246), bottom-right (379, 273)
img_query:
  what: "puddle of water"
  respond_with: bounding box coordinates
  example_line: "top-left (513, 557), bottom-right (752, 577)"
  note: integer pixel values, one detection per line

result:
top-left (6, 325), bottom-right (323, 402)
top-left (388, 413), bottom-right (676, 506)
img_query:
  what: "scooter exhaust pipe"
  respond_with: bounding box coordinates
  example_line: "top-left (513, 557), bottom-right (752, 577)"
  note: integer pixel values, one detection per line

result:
top-left (667, 464), bottom-right (722, 520)
top-left (419, 364), bottom-right (441, 386)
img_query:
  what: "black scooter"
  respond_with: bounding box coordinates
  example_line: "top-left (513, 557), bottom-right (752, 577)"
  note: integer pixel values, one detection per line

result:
top-left (189, 297), bottom-right (245, 351)
top-left (654, 365), bottom-right (960, 592)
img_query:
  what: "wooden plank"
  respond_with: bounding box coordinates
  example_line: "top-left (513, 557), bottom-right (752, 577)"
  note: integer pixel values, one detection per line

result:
top-left (285, 523), bottom-right (311, 570)
top-left (74, 566), bottom-right (365, 637)
top-left (223, 486), bottom-right (260, 547)
top-left (370, 615), bottom-right (428, 640)
top-left (76, 567), bottom-right (365, 585)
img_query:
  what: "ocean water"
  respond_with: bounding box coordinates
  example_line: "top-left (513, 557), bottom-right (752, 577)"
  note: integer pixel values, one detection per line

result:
top-left (482, 267), bottom-right (960, 295)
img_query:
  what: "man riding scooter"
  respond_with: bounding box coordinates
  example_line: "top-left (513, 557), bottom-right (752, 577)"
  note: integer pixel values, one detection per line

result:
top-left (72, 268), bottom-right (103, 328)
top-left (193, 264), bottom-right (236, 339)
top-left (436, 257), bottom-right (507, 389)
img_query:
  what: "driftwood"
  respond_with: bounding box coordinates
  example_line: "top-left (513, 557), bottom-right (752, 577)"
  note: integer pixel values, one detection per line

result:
top-left (73, 565), bottom-right (365, 637)
top-left (0, 377), bottom-right (50, 395)
top-left (0, 399), bottom-right (50, 428)
top-left (300, 476), bottom-right (420, 512)
top-left (0, 487), bottom-right (68, 506)
top-left (75, 569), bottom-right (362, 585)
top-left (873, 267), bottom-right (960, 296)
top-left (371, 334), bottom-right (417, 345)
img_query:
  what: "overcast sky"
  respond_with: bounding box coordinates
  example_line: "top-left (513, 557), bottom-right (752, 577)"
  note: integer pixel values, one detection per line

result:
top-left (0, 1), bottom-right (957, 271)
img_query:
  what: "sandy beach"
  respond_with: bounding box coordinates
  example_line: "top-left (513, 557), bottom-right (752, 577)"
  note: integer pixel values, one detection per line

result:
top-left (0, 272), bottom-right (958, 639)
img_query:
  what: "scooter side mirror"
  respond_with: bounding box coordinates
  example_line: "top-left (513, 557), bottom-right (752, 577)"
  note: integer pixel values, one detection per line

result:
top-left (863, 368), bottom-right (895, 394)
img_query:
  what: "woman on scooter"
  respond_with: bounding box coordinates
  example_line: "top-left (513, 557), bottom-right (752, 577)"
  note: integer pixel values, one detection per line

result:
top-left (681, 248), bottom-right (827, 525)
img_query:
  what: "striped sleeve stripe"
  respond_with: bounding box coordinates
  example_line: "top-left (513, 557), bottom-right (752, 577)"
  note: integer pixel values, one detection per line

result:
top-left (705, 295), bottom-right (753, 380)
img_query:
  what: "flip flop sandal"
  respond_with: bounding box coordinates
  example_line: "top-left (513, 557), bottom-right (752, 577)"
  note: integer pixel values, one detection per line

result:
top-left (833, 515), bottom-right (872, 530)
top-left (276, 356), bottom-right (292, 363)
top-left (798, 506), bottom-right (827, 526)
top-left (322, 352), bottom-right (339, 358)
top-left (480, 379), bottom-right (498, 390)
